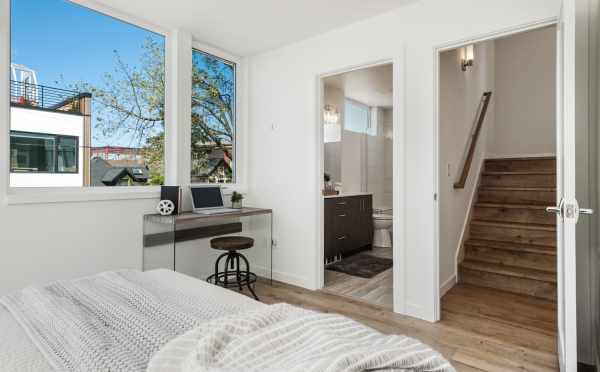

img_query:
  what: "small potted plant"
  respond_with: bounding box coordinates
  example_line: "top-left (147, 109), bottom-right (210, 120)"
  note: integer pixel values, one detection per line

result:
top-left (231, 191), bottom-right (244, 209)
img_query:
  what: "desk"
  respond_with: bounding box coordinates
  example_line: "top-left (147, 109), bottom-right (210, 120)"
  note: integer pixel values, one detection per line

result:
top-left (143, 208), bottom-right (272, 282)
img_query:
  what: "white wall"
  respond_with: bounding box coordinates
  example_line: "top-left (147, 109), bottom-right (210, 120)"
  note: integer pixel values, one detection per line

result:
top-left (246, 0), bottom-right (560, 321)
top-left (488, 26), bottom-right (557, 158)
top-left (439, 41), bottom-right (495, 288)
top-left (9, 107), bottom-right (85, 188)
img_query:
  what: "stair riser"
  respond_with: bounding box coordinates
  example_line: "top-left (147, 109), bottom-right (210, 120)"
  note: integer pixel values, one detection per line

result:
top-left (465, 246), bottom-right (556, 272)
top-left (459, 267), bottom-right (556, 301)
top-left (478, 189), bottom-right (556, 206)
top-left (473, 206), bottom-right (555, 225)
top-left (481, 174), bottom-right (556, 188)
top-left (470, 225), bottom-right (556, 247)
top-left (485, 159), bottom-right (556, 173)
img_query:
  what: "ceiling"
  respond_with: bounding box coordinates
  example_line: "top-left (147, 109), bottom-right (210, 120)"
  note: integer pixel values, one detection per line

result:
top-left (324, 64), bottom-right (393, 108)
top-left (93, 0), bottom-right (408, 56)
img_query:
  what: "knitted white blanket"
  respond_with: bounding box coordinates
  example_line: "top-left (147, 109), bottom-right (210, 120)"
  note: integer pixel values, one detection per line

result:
top-left (148, 303), bottom-right (456, 372)
top-left (0, 270), bottom-right (253, 372)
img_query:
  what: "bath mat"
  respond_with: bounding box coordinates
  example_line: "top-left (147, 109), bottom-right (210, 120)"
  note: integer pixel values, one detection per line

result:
top-left (326, 254), bottom-right (393, 279)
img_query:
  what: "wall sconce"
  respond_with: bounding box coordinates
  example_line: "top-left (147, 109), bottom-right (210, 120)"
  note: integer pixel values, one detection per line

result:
top-left (323, 104), bottom-right (341, 143)
top-left (461, 44), bottom-right (474, 72)
top-left (323, 104), bottom-right (340, 124)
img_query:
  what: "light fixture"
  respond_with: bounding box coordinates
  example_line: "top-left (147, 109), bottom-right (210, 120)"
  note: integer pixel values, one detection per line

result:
top-left (323, 104), bottom-right (340, 125)
top-left (323, 104), bottom-right (341, 143)
top-left (461, 44), bottom-right (475, 72)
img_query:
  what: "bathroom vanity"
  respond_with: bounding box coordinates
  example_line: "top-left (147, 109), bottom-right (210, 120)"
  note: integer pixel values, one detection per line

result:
top-left (324, 193), bottom-right (373, 261)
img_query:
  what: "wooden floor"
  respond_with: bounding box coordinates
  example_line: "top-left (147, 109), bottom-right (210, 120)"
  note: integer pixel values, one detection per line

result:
top-left (246, 280), bottom-right (558, 372)
top-left (323, 247), bottom-right (393, 309)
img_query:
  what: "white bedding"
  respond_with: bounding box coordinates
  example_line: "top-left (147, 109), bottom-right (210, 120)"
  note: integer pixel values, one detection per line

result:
top-left (0, 269), bottom-right (262, 372)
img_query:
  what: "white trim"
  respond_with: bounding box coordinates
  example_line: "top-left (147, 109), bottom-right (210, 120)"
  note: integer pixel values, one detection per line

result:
top-left (432, 18), bottom-right (559, 322)
top-left (69, 0), bottom-right (169, 36)
top-left (439, 275), bottom-right (457, 298)
top-left (486, 153), bottom-right (556, 159)
top-left (314, 54), bottom-right (407, 315)
top-left (5, 187), bottom-right (160, 205)
top-left (453, 157), bottom-right (485, 282)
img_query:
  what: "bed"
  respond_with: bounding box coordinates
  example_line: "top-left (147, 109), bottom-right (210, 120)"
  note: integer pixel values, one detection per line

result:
top-left (0, 269), bottom-right (455, 372)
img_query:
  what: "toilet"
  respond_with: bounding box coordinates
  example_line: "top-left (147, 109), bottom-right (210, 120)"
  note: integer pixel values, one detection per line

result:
top-left (372, 208), bottom-right (393, 247)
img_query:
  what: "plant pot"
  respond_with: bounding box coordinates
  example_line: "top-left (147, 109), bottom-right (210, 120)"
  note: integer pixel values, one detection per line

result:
top-left (232, 200), bottom-right (243, 209)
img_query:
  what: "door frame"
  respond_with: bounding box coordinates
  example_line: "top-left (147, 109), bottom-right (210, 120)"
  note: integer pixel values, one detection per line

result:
top-left (314, 54), bottom-right (407, 314)
top-left (432, 17), bottom-right (558, 321)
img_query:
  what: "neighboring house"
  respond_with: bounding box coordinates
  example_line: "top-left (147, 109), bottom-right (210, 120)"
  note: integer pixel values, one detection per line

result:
top-left (191, 144), bottom-right (233, 183)
top-left (9, 64), bottom-right (92, 187)
top-left (90, 157), bottom-right (149, 186)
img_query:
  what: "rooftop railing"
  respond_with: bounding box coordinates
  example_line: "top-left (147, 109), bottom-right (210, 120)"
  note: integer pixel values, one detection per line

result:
top-left (10, 80), bottom-right (91, 115)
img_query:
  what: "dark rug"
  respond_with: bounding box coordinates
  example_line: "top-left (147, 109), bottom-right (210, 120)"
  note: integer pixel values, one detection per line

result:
top-left (326, 254), bottom-right (393, 279)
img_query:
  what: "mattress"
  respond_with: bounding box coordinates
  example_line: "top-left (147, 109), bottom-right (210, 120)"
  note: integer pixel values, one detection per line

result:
top-left (0, 269), bottom-right (262, 372)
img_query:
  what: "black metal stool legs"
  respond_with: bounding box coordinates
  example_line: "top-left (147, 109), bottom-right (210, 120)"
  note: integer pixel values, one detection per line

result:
top-left (207, 250), bottom-right (259, 301)
top-left (238, 253), bottom-right (259, 300)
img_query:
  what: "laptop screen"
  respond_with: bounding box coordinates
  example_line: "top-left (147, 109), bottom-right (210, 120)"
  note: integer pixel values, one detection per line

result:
top-left (190, 186), bottom-right (224, 209)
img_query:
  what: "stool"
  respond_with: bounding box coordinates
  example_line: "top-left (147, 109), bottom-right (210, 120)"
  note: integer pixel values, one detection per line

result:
top-left (206, 236), bottom-right (259, 300)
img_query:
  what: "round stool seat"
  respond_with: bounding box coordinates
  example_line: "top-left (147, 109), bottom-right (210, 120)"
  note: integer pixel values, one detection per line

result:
top-left (210, 236), bottom-right (254, 251)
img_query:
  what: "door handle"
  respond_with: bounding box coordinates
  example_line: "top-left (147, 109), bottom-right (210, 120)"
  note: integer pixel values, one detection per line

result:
top-left (580, 208), bottom-right (594, 215)
top-left (546, 206), bottom-right (562, 215)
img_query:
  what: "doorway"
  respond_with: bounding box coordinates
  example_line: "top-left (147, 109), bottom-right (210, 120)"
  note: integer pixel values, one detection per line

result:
top-left (435, 23), bottom-right (560, 364)
top-left (317, 62), bottom-right (399, 310)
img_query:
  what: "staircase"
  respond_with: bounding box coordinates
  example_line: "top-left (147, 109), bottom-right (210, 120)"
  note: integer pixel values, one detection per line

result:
top-left (459, 157), bottom-right (557, 301)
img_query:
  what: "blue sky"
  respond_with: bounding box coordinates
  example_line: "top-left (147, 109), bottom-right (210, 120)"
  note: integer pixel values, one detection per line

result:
top-left (10, 0), bottom-right (164, 147)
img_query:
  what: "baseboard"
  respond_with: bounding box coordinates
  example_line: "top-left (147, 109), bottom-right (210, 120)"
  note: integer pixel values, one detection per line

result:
top-left (486, 153), bottom-right (556, 159)
top-left (440, 275), bottom-right (457, 297)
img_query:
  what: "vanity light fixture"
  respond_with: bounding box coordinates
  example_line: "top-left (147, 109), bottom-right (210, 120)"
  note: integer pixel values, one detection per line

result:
top-left (461, 44), bottom-right (475, 72)
top-left (323, 104), bottom-right (340, 124)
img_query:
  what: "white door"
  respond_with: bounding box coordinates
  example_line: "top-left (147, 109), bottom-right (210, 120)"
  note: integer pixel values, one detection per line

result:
top-left (551, 1), bottom-right (593, 370)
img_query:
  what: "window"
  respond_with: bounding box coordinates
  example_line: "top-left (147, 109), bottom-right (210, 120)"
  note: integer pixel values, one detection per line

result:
top-left (191, 49), bottom-right (236, 184)
top-left (10, 131), bottom-right (78, 173)
top-left (10, 0), bottom-right (165, 188)
top-left (344, 99), bottom-right (371, 134)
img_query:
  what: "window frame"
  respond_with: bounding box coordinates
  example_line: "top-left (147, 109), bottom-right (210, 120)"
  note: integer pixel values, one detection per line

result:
top-left (189, 41), bottom-right (246, 193)
top-left (10, 130), bottom-right (79, 174)
top-left (2, 0), bottom-right (171, 204)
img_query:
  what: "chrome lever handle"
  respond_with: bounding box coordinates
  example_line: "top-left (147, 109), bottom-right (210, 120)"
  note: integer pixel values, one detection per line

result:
top-left (580, 208), bottom-right (594, 215)
top-left (546, 206), bottom-right (562, 215)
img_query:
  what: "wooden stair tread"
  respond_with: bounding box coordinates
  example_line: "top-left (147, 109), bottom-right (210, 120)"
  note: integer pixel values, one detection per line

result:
top-left (482, 171), bottom-right (556, 175)
top-left (486, 156), bottom-right (556, 161)
top-left (480, 186), bottom-right (556, 191)
top-left (475, 203), bottom-right (548, 210)
top-left (470, 220), bottom-right (556, 232)
top-left (461, 259), bottom-right (557, 283)
top-left (465, 239), bottom-right (556, 256)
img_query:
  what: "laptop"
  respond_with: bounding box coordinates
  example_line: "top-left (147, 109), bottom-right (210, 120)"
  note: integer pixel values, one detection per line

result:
top-left (190, 186), bottom-right (240, 214)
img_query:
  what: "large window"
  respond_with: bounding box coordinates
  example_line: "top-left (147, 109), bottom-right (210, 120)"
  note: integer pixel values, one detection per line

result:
top-left (191, 49), bottom-right (236, 184)
top-left (10, 131), bottom-right (78, 173)
top-left (10, 0), bottom-right (165, 187)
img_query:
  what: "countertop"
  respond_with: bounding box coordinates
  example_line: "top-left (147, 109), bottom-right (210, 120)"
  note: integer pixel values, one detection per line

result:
top-left (323, 192), bottom-right (372, 199)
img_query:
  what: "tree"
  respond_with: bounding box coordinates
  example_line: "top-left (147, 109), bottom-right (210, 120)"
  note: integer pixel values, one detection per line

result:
top-left (73, 38), bottom-right (235, 185)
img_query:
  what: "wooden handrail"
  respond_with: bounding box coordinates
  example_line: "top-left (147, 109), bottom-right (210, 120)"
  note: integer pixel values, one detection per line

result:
top-left (454, 91), bottom-right (492, 189)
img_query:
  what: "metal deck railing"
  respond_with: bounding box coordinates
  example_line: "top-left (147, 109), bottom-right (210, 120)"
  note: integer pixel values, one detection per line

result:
top-left (10, 80), bottom-right (90, 115)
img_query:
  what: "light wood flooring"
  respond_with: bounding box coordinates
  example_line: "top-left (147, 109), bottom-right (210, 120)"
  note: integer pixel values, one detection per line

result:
top-left (323, 247), bottom-right (394, 309)
top-left (245, 280), bottom-right (558, 372)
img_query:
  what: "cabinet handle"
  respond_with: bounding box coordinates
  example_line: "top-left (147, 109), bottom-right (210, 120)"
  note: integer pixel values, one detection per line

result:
top-left (337, 236), bottom-right (347, 240)
top-left (337, 202), bottom-right (347, 205)
top-left (338, 214), bottom-right (347, 217)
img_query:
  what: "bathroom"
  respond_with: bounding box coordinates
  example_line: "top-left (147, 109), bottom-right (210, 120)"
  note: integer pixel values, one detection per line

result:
top-left (321, 63), bottom-right (394, 309)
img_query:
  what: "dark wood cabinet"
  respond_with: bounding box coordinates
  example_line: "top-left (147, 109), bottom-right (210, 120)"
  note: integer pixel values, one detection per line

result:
top-left (324, 194), bottom-right (373, 261)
